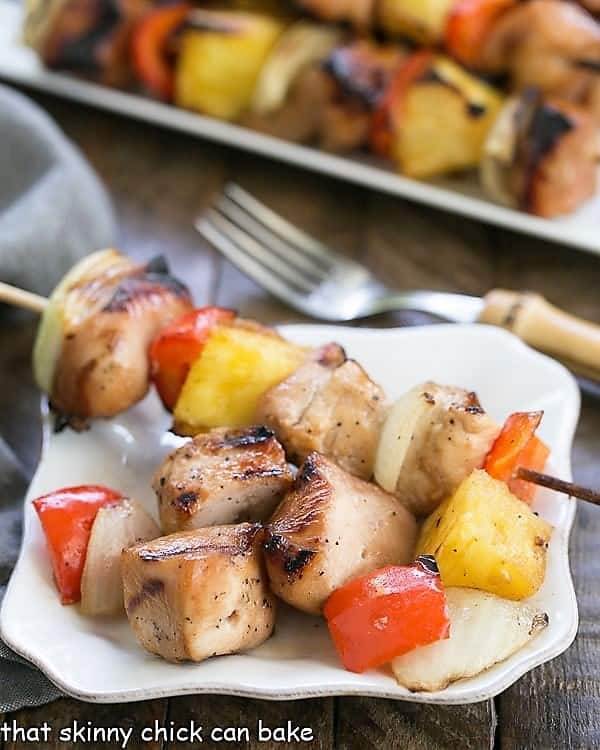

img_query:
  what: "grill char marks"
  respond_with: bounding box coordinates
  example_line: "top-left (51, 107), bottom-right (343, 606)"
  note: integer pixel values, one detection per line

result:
top-left (122, 523), bottom-right (276, 663)
top-left (135, 523), bottom-right (263, 561)
top-left (264, 452), bottom-right (417, 615)
top-left (255, 343), bottom-right (385, 480)
top-left (103, 259), bottom-right (191, 313)
top-left (154, 426), bottom-right (293, 533)
top-left (126, 578), bottom-right (165, 613)
top-left (262, 534), bottom-right (316, 578)
top-left (50, 251), bottom-right (192, 421)
top-left (211, 425), bottom-right (275, 450)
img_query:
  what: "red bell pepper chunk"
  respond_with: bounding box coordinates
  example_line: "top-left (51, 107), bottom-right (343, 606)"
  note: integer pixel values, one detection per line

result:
top-left (149, 306), bottom-right (236, 411)
top-left (484, 411), bottom-right (550, 503)
top-left (131, 4), bottom-right (191, 100)
top-left (323, 557), bottom-right (450, 673)
top-left (507, 435), bottom-right (550, 503)
top-left (445, 0), bottom-right (516, 68)
top-left (370, 50), bottom-right (433, 158)
top-left (32, 485), bottom-right (124, 605)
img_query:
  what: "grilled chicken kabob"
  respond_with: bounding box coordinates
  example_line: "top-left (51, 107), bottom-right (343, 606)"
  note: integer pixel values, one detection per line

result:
top-left (24, 2), bottom-right (600, 217)
top-left (31, 304), bottom-right (591, 690)
top-left (28, 248), bottom-right (193, 424)
top-left (165, 9), bottom-right (600, 216)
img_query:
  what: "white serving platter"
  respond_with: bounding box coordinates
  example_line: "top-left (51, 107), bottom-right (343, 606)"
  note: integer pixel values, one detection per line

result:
top-left (0, 324), bottom-right (580, 704)
top-left (0, 2), bottom-right (599, 256)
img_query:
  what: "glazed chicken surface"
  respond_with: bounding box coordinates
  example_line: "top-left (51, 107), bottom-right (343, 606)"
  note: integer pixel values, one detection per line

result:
top-left (154, 426), bottom-right (293, 534)
top-left (49, 253), bottom-right (192, 420)
top-left (122, 522), bottom-right (276, 663)
top-left (255, 343), bottom-right (386, 480)
top-left (263, 452), bottom-right (417, 615)
top-left (376, 381), bottom-right (500, 517)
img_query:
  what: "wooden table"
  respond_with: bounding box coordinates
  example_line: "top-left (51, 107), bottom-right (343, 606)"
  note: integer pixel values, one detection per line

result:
top-left (1, 90), bottom-right (599, 750)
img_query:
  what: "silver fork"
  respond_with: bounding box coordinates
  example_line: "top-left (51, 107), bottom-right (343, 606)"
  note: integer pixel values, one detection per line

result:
top-left (195, 184), bottom-right (600, 383)
top-left (195, 183), bottom-right (483, 323)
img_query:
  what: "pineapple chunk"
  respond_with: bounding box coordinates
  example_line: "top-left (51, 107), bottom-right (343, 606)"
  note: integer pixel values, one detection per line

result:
top-left (175, 11), bottom-right (284, 120)
top-left (417, 470), bottom-right (552, 600)
top-left (378, 0), bottom-right (456, 44)
top-left (394, 56), bottom-right (503, 179)
top-left (173, 325), bottom-right (306, 435)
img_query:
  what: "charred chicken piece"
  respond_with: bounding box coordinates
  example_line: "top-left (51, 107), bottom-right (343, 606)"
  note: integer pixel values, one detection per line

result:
top-left (33, 248), bottom-right (192, 422)
top-left (255, 343), bottom-right (385, 480)
top-left (122, 522), bottom-right (275, 663)
top-left (244, 36), bottom-right (406, 152)
top-left (375, 382), bottom-right (500, 517)
top-left (264, 452), bottom-right (417, 615)
top-left (481, 90), bottom-right (599, 218)
top-left (23, 0), bottom-right (151, 86)
top-left (154, 426), bottom-right (293, 534)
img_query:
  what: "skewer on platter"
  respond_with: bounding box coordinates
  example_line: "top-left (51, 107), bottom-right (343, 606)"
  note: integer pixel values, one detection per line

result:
top-left (2, 248), bottom-right (194, 421)
top-left (2, 257), bottom-right (600, 507)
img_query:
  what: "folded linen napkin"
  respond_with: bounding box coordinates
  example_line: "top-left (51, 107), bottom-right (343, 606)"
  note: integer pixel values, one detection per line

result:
top-left (0, 441), bottom-right (63, 711)
top-left (0, 84), bottom-right (117, 710)
top-left (0, 83), bottom-right (116, 296)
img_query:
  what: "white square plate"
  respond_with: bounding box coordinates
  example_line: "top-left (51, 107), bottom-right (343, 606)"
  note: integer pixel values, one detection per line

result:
top-left (0, 324), bottom-right (580, 704)
top-left (0, 2), bottom-right (599, 255)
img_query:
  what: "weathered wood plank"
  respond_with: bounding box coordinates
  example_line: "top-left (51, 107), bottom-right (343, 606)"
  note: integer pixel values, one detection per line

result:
top-left (362, 193), bottom-right (496, 297)
top-left (490, 230), bottom-right (600, 749)
top-left (498, 394), bottom-right (600, 750)
top-left (167, 695), bottom-right (334, 749)
top-left (490, 229), bottom-right (600, 323)
top-left (5, 698), bottom-right (167, 750)
top-left (335, 697), bottom-right (496, 750)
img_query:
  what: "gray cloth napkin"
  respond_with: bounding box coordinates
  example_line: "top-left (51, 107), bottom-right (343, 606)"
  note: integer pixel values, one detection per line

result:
top-left (0, 84), bottom-right (117, 710)
top-left (0, 440), bottom-right (63, 711)
top-left (0, 83), bottom-right (116, 296)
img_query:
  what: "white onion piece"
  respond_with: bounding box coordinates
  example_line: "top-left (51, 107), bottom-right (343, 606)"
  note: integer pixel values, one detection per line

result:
top-left (33, 248), bottom-right (133, 394)
top-left (251, 22), bottom-right (341, 115)
top-left (80, 498), bottom-right (160, 616)
top-left (480, 96), bottom-right (521, 209)
top-left (374, 383), bottom-right (433, 494)
top-left (392, 588), bottom-right (549, 692)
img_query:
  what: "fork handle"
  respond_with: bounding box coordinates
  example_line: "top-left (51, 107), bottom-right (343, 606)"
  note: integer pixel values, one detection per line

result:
top-left (479, 289), bottom-right (600, 381)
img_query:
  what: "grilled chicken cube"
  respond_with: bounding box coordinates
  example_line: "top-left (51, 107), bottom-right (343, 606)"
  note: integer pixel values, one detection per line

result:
top-left (264, 453), bottom-right (417, 615)
top-left (255, 344), bottom-right (385, 480)
top-left (482, 91), bottom-right (598, 218)
top-left (375, 381), bottom-right (500, 517)
top-left (154, 426), bottom-right (293, 534)
top-left (122, 523), bottom-right (275, 663)
top-left (23, 0), bottom-right (149, 86)
top-left (245, 38), bottom-right (406, 153)
top-left (33, 249), bottom-right (192, 422)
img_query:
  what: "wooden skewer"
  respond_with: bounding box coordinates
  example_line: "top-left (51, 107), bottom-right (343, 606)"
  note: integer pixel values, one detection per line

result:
top-left (516, 467), bottom-right (600, 506)
top-left (0, 281), bottom-right (47, 314)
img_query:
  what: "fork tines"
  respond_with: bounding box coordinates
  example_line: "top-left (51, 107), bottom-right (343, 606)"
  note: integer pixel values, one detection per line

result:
top-left (196, 183), bottom-right (346, 300)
